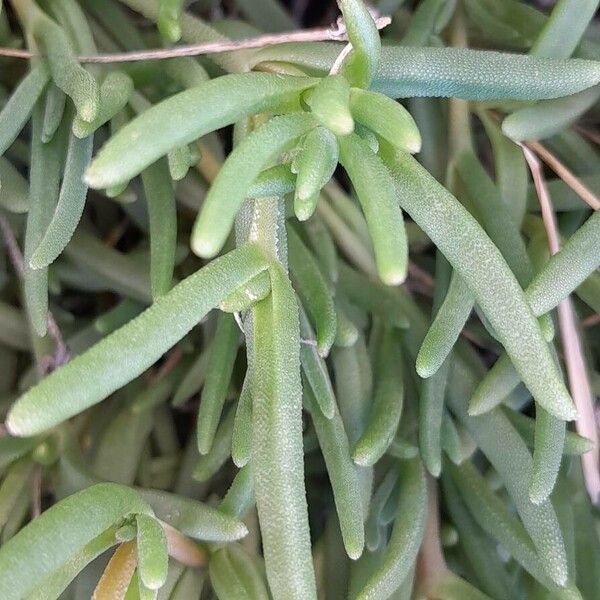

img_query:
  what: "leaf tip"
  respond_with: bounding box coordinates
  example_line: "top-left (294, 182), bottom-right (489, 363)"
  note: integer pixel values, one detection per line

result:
top-left (191, 233), bottom-right (219, 259)
top-left (415, 354), bottom-right (436, 379)
top-left (406, 133), bottom-right (422, 154)
top-left (332, 114), bottom-right (355, 137)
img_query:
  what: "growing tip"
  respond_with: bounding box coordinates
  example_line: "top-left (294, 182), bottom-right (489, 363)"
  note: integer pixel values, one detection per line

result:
top-left (415, 349), bottom-right (439, 379)
top-left (331, 113), bottom-right (355, 137)
top-left (190, 231), bottom-right (219, 259)
top-left (347, 544), bottom-right (364, 561)
top-left (4, 404), bottom-right (36, 438)
top-left (77, 101), bottom-right (98, 124)
top-left (380, 267), bottom-right (407, 287)
top-left (84, 165), bottom-right (104, 190)
top-left (406, 133), bottom-right (422, 154)
top-left (467, 395), bottom-right (496, 417)
top-left (294, 197), bottom-right (316, 222)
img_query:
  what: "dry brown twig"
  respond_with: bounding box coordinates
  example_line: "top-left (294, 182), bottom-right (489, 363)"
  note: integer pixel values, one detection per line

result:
top-left (0, 16), bottom-right (391, 63)
top-left (484, 110), bottom-right (600, 211)
top-left (582, 313), bottom-right (600, 328)
top-left (0, 213), bottom-right (69, 372)
top-left (525, 140), bottom-right (600, 211)
top-left (523, 144), bottom-right (600, 505)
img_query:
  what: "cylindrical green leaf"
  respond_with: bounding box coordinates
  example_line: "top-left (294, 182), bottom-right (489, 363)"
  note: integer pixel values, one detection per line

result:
top-left (299, 305), bottom-right (336, 419)
top-left (231, 378), bottom-right (253, 468)
top-left (140, 489), bottom-right (248, 542)
top-left (305, 382), bottom-right (365, 560)
top-left (288, 225), bottom-right (336, 357)
top-left (86, 74), bottom-right (317, 189)
top-left (141, 158), bottom-right (177, 298)
top-left (529, 406), bottom-right (565, 505)
top-left (0, 158), bottom-right (29, 214)
top-left (293, 127), bottom-right (339, 221)
top-left (503, 85), bottom-right (600, 142)
top-left (193, 405), bottom-right (235, 482)
top-left (7, 244), bottom-right (269, 436)
top-left (72, 71), bottom-right (134, 138)
top-left (23, 101), bottom-right (67, 336)
top-left (30, 131), bottom-right (93, 269)
top-left (339, 134), bottom-right (408, 286)
top-left (197, 313), bottom-right (239, 455)
top-left (0, 64), bottom-right (49, 156)
top-left (136, 514), bottom-right (168, 590)
top-left (192, 113), bottom-right (317, 258)
top-left (338, 0), bottom-right (381, 89)
top-left (251, 265), bottom-right (317, 600)
top-left (354, 458), bottom-right (427, 600)
top-left (383, 147), bottom-right (576, 421)
top-left (349, 88), bottom-right (421, 154)
top-left (0, 484), bottom-right (152, 600)
top-left (416, 272), bottom-right (473, 378)
top-left (530, 0), bottom-right (599, 59)
top-left (306, 75), bottom-right (354, 136)
top-left (352, 329), bottom-right (404, 467)
top-left (209, 544), bottom-right (269, 600)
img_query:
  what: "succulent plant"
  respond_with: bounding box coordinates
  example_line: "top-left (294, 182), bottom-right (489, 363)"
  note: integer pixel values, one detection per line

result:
top-left (0, 0), bottom-right (598, 599)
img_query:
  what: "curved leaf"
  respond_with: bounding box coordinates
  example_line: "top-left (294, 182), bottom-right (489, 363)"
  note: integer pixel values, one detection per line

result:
top-left (192, 113), bottom-right (317, 258)
top-left (197, 313), bottom-right (239, 455)
top-left (383, 147), bottom-right (576, 421)
top-left (139, 489), bottom-right (248, 542)
top-left (7, 244), bottom-right (269, 436)
top-left (338, 0), bottom-right (381, 89)
top-left (251, 264), bottom-right (317, 600)
top-left (352, 329), bottom-right (404, 467)
top-left (288, 225), bottom-right (336, 356)
top-left (30, 132), bottom-right (93, 269)
top-left (86, 74), bottom-right (317, 189)
top-left (0, 64), bottom-right (49, 156)
top-left (339, 134), bottom-right (408, 286)
top-left (355, 458), bottom-right (426, 600)
top-left (136, 514), bottom-right (168, 591)
top-left (0, 483), bottom-right (152, 600)
top-left (305, 382), bottom-right (365, 560)
top-left (306, 75), bottom-right (354, 136)
top-left (293, 127), bottom-right (338, 221)
top-left (350, 88), bottom-right (421, 153)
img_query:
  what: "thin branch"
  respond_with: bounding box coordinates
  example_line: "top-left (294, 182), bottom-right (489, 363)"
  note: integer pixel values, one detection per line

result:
top-left (576, 126), bottom-right (600, 146)
top-left (408, 262), bottom-right (435, 290)
top-left (416, 478), bottom-right (449, 594)
top-left (150, 345), bottom-right (184, 383)
top-left (523, 145), bottom-right (600, 505)
top-left (525, 140), bottom-right (600, 211)
top-left (31, 466), bottom-right (42, 519)
top-left (483, 110), bottom-right (599, 210)
top-left (582, 313), bottom-right (600, 328)
top-left (0, 214), bottom-right (25, 278)
top-left (0, 16), bottom-right (391, 64)
top-left (0, 214), bottom-right (69, 370)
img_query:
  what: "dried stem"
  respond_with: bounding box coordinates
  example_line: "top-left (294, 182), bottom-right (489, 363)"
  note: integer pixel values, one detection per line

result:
top-left (576, 126), bottom-right (600, 146)
top-left (525, 140), bottom-right (600, 211)
top-left (408, 262), bottom-right (435, 290)
top-left (582, 313), bottom-right (600, 328)
top-left (30, 465), bottom-right (42, 518)
top-left (0, 17), bottom-right (391, 63)
top-left (484, 110), bottom-right (599, 210)
top-left (416, 478), bottom-right (449, 594)
top-left (161, 522), bottom-right (207, 568)
top-left (91, 541), bottom-right (137, 600)
top-left (150, 345), bottom-right (184, 383)
top-left (0, 214), bottom-right (69, 370)
top-left (523, 145), bottom-right (600, 505)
